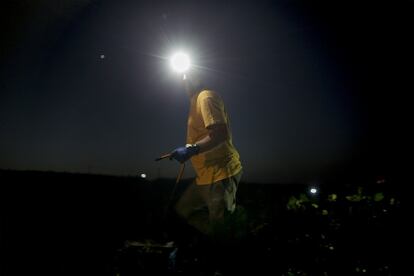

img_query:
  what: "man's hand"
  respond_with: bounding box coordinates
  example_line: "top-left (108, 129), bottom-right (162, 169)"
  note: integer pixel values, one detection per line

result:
top-left (170, 144), bottom-right (200, 163)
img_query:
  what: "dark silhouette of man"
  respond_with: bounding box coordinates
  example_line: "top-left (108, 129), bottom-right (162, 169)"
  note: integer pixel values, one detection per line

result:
top-left (170, 72), bottom-right (243, 239)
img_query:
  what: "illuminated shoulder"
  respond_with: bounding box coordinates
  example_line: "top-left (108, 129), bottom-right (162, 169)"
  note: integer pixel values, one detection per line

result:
top-left (198, 89), bottom-right (219, 100)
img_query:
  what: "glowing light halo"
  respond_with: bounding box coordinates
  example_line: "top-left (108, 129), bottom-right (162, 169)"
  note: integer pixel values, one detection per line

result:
top-left (170, 52), bottom-right (191, 73)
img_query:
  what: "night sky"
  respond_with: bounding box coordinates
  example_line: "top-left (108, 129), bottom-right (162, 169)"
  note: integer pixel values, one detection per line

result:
top-left (1, 0), bottom-right (413, 183)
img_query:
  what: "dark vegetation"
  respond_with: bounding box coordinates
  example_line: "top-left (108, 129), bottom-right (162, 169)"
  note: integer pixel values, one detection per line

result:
top-left (1, 169), bottom-right (413, 275)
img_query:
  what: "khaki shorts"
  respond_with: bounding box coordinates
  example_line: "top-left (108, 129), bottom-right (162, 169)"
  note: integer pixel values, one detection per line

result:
top-left (175, 171), bottom-right (242, 235)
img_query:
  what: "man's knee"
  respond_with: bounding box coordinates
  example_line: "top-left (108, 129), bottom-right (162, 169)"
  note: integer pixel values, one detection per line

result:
top-left (209, 200), bottom-right (225, 221)
top-left (174, 201), bottom-right (191, 220)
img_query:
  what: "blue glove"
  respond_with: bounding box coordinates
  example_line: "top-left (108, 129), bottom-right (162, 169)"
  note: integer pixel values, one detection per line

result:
top-left (171, 144), bottom-right (200, 163)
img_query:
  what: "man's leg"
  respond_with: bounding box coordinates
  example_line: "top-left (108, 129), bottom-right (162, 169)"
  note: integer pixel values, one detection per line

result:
top-left (204, 171), bottom-right (242, 239)
top-left (174, 181), bottom-right (210, 235)
top-left (202, 172), bottom-right (243, 273)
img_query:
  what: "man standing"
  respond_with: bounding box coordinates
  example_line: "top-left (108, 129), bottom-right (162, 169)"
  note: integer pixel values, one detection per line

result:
top-left (170, 73), bottom-right (242, 239)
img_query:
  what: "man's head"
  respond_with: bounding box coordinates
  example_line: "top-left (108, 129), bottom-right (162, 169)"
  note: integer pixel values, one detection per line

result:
top-left (183, 71), bottom-right (204, 97)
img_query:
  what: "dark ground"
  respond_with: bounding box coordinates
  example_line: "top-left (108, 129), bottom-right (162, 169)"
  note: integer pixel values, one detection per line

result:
top-left (1, 169), bottom-right (413, 275)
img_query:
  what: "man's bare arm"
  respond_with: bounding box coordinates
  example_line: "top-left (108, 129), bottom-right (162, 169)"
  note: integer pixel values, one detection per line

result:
top-left (195, 124), bottom-right (228, 154)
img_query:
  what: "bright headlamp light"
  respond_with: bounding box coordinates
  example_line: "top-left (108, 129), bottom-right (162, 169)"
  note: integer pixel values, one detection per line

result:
top-left (170, 52), bottom-right (191, 73)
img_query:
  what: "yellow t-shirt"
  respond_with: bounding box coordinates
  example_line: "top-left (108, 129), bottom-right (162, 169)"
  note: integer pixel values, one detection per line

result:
top-left (187, 89), bottom-right (242, 185)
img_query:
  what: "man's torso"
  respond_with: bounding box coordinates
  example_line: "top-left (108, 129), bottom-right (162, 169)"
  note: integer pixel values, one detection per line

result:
top-left (187, 89), bottom-right (242, 185)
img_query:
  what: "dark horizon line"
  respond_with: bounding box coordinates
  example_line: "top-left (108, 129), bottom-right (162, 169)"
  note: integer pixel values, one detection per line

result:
top-left (0, 167), bottom-right (385, 186)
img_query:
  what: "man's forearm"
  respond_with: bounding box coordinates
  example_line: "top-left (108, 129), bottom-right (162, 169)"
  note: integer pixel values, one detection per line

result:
top-left (192, 124), bottom-right (228, 154)
top-left (171, 125), bottom-right (228, 163)
top-left (195, 134), bottom-right (225, 154)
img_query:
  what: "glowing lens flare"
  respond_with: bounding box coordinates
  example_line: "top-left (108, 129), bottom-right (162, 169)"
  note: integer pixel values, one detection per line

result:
top-left (170, 52), bottom-right (190, 73)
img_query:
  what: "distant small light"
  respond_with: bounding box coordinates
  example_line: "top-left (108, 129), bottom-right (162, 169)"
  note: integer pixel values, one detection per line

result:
top-left (310, 188), bottom-right (318, 194)
top-left (100, 54), bottom-right (105, 59)
top-left (140, 173), bottom-right (147, 179)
